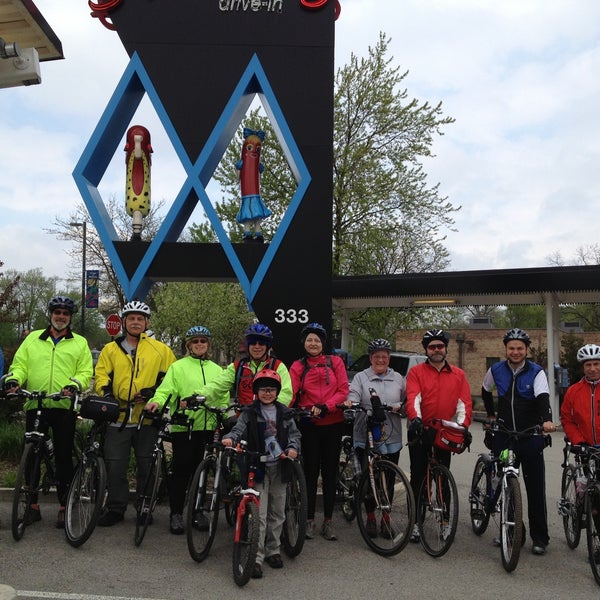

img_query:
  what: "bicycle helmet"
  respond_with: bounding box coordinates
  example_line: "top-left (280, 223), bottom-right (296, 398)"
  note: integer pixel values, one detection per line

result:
top-left (301, 322), bottom-right (327, 344)
top-left (121, 300), bottom-right (151, 318)
top-left (185, 325), bottom-right (212, 341)
top-left (577, 344), bottom-right (600, 364)
top-left (421, 329), bottom-right (450, 349)
top-left (245, 323), bottom-right (273, 348)
top-left (252, 368), bottom-right (282, 393)
top-left (368, 338), bottom-right (392, 354)
top-left (48, 296), bottom-right (77, 315)
top-left (502, 328), bottom-right (531, 346)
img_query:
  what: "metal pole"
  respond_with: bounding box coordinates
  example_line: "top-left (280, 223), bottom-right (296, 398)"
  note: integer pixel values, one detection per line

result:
top-left (81, 221), bottom-right (86, 336)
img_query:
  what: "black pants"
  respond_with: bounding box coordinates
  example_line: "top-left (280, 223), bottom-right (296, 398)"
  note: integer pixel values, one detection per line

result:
top-left (168, 429), bottom-right (212, 515)
top-left (408, 435), bottom-right (451, 502)
top-left (25, 408), bottom-right (77, 506)
top-left (299, 421), bottom-right (344, 520)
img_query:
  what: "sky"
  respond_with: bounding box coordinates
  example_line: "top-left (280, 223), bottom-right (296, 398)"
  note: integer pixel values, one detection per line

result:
top-left (1, 0), bottom-right (599, 283)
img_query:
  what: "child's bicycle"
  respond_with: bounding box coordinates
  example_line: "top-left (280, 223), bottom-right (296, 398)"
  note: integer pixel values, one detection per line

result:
top-left (557, 440), bottom-right (600, 586)
top-left (337, 401), bottom-right (415, 556)
top-left (412, 418), bottom-right (467, 558)
top-left (2, 375), bottom-right (82, 541)
top-left (468, 417), bottom-right (549, 572)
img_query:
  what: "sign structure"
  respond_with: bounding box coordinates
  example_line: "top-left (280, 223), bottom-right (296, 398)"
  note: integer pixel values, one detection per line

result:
top-left (105, 313), bottom-right (122, 337)
top-left (75, 1), bottom-right (335, 364)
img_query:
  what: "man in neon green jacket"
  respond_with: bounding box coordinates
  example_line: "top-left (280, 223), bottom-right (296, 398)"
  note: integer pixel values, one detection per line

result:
top-left (6, 296), bottom-right (93, 528)
top-left (94, 300), bottom-right (176, 527)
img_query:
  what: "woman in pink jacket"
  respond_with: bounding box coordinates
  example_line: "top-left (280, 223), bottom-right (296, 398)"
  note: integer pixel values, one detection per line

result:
top-left (290, 323), bottom-right (349, 541)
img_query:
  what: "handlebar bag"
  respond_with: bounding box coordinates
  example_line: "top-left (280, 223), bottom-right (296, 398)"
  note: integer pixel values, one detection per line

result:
top-left (80, 395), bottom-right (120, 423)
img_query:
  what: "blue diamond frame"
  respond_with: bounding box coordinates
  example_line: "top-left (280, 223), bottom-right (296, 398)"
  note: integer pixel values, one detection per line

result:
top-left (73, 52), bottom-right (311, 306)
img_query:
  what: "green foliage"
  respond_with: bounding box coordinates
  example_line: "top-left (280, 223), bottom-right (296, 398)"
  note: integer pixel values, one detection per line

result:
top-left (0, 420), bottom-right (24, 462)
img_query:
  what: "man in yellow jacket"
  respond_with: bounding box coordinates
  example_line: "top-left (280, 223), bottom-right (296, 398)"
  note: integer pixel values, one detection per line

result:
top-left (94, 300), bottom-right (176, 526)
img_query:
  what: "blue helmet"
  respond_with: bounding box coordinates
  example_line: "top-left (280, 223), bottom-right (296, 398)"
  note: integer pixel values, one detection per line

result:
top-left (48, 296), bottom-right (78, 315)
top-left (185, 325), bottom-right (211, 342)
top-left (245, 323), bottom-right (273, 348)
top-left (301, 322), bottom-right (327, 344)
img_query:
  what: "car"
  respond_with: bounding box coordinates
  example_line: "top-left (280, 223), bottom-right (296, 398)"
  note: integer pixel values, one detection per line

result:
top-left (347, 351), bottom-right (426, 381)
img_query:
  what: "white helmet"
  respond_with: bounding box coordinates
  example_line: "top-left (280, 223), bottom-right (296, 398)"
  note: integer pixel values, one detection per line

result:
top-left (121, 300), bottom-right (151, 318)
top-left (577, 344), bottom-right (600, 364)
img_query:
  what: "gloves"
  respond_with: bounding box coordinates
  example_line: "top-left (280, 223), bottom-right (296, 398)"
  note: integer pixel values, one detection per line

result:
top-left (3, 379), bottom-right (19, 391)
top-left (314, 403), bottom-right (328, 416)
top-left (409, 417), bottom-right (423, 437)
top-left (464, 430), bottom-right (473, 448)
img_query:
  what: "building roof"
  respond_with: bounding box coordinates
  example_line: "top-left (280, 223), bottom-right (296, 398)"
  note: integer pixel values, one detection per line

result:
top-left (332, 264), bottom-right (600, 309)
top-left (0, 0), bottom-right (63, 61)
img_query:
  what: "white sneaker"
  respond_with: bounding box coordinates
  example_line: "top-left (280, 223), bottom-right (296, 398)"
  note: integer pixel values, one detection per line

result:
top-left (306, 519), bottom-right (316, 539)
top-left (409, 524), bottom-right (420, 543)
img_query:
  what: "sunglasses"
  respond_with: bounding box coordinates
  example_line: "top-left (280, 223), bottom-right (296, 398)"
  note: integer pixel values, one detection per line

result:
top-left (247, 337), bottom-right (267, 346)
top-left (52, 309), bottom-right (71, 316)
top-left (427, 343), bottom-right (446, 350)
top-left (189, 338), bottom-right (209, 344)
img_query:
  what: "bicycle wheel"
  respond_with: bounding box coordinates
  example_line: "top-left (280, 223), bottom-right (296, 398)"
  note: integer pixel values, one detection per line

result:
top-left (500, 475), bottom-right (523, 572)
top-left (355, 458), bottom-right (415, 556)
top-left (134, 452), bottom-right (161, 547)
top-left (12, 442), bottom-right (39, 541)
top-left (337, 455), bottom-right (357, 522)
top-left (418, 463), bottom-right (458, 557)
top-left (65, 453), bottom-right (107, 547)
top-left (232, 500), bottom-right (260, 587)
top-left (585, 482), bottom-right (600, 585)
top-left (281, 460), bottom-right (308, 557)
top-left (223, 455), bottom-right (241, 527)
top-left (469, 456), bottom-right (492, 535)
top-left (186, 456), bottom-right (220, 562)
top-left (560, 465), bottom-right (582, 549)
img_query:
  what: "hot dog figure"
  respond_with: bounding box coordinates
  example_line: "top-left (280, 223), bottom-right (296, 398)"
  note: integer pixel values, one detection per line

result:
top-left (236, 127), bottom-right (271, 243)
top-left (125, 125), bottom-right (152, 241)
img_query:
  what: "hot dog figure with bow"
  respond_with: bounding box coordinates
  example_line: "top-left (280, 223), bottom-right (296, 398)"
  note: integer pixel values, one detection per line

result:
top-left (125, 125), bottom-right (152, 241)
top-left (236, 127), bottom-right (271, 243)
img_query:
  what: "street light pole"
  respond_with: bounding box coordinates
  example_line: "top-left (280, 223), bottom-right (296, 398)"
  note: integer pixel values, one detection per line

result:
top-left (70, 221), bottom-right (87, 335)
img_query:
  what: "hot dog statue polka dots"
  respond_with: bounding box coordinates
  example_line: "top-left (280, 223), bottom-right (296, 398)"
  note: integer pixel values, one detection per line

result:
top-left (125, 125), bottom-right (152, 241)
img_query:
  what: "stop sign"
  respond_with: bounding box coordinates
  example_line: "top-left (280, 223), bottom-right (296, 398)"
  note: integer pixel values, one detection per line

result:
top-left (105, 313), bottom-right (122, 337)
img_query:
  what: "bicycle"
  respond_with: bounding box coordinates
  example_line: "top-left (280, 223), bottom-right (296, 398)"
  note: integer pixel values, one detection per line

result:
top-left (335, 420), bottom-right (360, 523)
top-left (227, 442), bottom-right (263, 587)
top-left (412, 418), bottom-right (465, 558)
top-left (134, 400), bottom-right (194, 546)
top-left (557, 440), bottom-right (600, 585)
top-left (186, 399), bottom-right (241, 562)
top-left (468, 417), bottom-right (548, 572)
top-left (4, 376), bottom-right (81, 541)
top-left (64, 393), bottom-right (121, 547)
top-left (280, 407), bottom-right (310, 558)
top-left (338, 402), bottom-right (415, 556)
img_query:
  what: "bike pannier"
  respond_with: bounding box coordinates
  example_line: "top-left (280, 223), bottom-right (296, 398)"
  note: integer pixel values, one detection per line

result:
top-left (79, 395), bottom-right (120, 422)
top-left (430, 419), bottom-right (467, 454)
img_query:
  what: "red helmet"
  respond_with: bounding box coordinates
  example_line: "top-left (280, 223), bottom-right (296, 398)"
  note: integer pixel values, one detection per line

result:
top-left (252, 368), bottom-right (281, 394)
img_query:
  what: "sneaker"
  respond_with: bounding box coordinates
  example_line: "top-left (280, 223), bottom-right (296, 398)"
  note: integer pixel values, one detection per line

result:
top-left (98, 510), bottom-right (124, 527)
top-left (170, 513), bottom-right (184, 535)
top-left (265, 554), bottom-right (284, 569)
top-left (55, 507), bottom-right (65, 529)
top-left (441, 523), bottom-right (452, 541)
top-left (321, 520), bottom-right (337, 541)
top-left (305, 519), bottom-right (316, 539)
top-left (366, 519), bottom-right (378, 538)
top-left (532, 542), bottom-right (547, 555)
top-left (192, 512), bottom-right (209, 532)
top-left (24, 506), bottom-right (42, 526)
top-left (492, 536), bottom-right (501, 547)
top-left (409, 524), bottom-right (420, 543)
top-left (251, 563), bottom-right (263, 579)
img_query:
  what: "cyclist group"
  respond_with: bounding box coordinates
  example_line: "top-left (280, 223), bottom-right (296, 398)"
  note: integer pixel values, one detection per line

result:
top-left (6, 295), bottom-right (600, 572)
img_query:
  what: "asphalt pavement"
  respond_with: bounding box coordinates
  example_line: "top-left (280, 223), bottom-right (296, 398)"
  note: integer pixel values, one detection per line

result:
top-left (1, 430), bottom-right (599, 600)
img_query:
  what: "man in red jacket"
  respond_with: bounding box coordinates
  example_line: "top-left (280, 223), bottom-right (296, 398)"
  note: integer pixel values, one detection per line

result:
top-left (405, 329), bottom-right (472, 542)
top-left (561, 343), bottom-right (600, 445)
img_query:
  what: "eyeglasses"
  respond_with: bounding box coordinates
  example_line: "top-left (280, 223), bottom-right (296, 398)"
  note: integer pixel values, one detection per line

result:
top-left (257, 387), bottom-right (278, 394)
top-left (427, 343), bottom-right (446, 350)
top-left (189, 338), bottom-right (209, 344)
top-left (52, 310), bottom-right (71, 316)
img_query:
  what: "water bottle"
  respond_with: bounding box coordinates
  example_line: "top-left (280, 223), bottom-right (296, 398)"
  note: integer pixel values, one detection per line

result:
top-left (45, 437), bottom-right (54, 457)
top-left (576, 473), bottom-right (587, 499)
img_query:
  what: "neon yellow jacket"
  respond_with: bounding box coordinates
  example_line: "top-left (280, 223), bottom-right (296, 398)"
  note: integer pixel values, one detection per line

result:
top-left (8, 327), bottom-right (93, 411)
top-left (152, 355), bottom-right (229, 432)
top-left (94, 332), bottom-right (176, 425)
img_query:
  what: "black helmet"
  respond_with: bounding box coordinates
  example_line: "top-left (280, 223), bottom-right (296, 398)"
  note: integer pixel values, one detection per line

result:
top-left (422, 329), bottom-right (450, 349)
top-left (368, 338), bottom-right (392, 354)
top-left (48, 296), bottom-right (77, 315)
top-left (502, 328), bottom-right (531, 346)
top-left (301, 322), bottom-right (327, 344)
